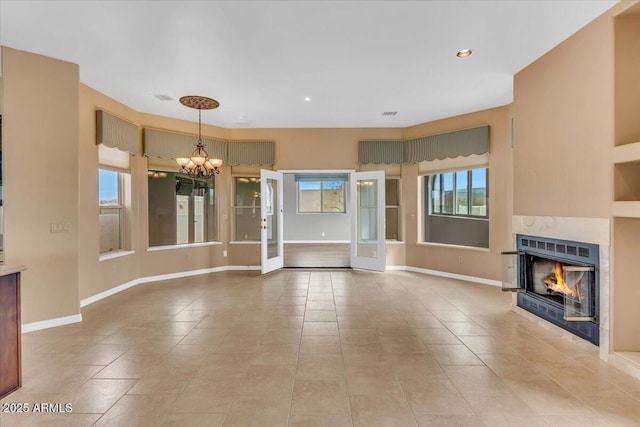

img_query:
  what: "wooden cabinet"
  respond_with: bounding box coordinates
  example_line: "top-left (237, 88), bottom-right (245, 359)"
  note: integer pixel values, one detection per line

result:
top-left (0, 270), bottom-right (22, 399)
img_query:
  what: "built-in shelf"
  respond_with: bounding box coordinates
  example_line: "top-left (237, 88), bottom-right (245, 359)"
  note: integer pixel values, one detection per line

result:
top-left (611, 9), bottom-right (640, 374)
top-left (612, 201), bottom-right (640, 218)
top-left (612, 141), bottom-right (640, 164)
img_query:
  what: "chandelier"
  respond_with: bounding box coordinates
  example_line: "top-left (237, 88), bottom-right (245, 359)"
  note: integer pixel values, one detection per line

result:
top-left (176, 95), bottom-right (223, 177)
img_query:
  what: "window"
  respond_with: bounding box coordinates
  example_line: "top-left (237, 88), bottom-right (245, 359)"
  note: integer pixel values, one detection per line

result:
top-left (427, 167), bottom-right (487, 218)
top-left (297, 176), bottom-right (346, 213)
top-left (422, 167), bottom-right (488, 248)
top-left (148, 171), bottom-right (216, 247)
top-left (234, 177), bottom-right (261, 241)
top-left (99, 169), bottom-right (124, 253)
top-left (385, 178), bottom-right (401, 241)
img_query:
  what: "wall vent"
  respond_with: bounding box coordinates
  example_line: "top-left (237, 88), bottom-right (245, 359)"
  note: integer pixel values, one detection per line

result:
top-left (382, 111), bottom-right (397, 116)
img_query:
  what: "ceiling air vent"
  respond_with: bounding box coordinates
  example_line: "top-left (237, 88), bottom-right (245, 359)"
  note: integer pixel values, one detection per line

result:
top-left (382, 111), bottom-right (397, 116)
top-left (153, 93), bottom-right (174, 101)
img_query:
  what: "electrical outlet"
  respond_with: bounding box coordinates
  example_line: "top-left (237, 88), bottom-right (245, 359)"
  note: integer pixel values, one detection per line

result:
top-left (223, 250), bottom-right (228, 257)
top-left (458, 256), bottom-right (464, 264)
top-left (321, 231), bottom-right (325, 237)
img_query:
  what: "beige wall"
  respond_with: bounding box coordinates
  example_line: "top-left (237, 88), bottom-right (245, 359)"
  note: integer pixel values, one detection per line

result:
top-left (3, 46), bottom-right (512, 325)
top-left (400, 106), bottom-right (512, 281)
top-left (2, 47), bottom-right (80, 323)
top-left (512, 7), bottom-right (618, 218)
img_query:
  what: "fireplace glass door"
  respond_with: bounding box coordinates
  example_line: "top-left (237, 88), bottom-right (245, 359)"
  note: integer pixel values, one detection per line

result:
top-left (563, 265), bottom-right (596, 321)
top-left (530, 257), bottom-right (595, 321)
top-left (501, 251), bottom-right (524, 292)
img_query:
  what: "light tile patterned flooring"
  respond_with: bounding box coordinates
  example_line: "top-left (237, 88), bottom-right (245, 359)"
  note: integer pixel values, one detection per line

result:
top-left (2, 270), bottom-right (640, 426)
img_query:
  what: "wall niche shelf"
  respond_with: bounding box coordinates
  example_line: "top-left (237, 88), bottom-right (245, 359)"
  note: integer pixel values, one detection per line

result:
top-left (612, 141), bottom-right (640, 164)
top-left (612, 201), bottom-right (640, 219)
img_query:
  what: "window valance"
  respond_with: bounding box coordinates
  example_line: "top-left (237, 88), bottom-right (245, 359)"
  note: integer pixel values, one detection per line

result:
top-left (358, 125), bottom-right (489, 164)
top-left (143, 128), bottom-right (227, 161)
top-left (144, 128), bottom-right (274, 166)
top-left (358, 140), bottom-right (404, 165)
top-left (404, 126), bottom-right (489, 163)
top-left (227, 141), bottom-right (274, 166)
top-left (96, 110), bottom-right (139, 155)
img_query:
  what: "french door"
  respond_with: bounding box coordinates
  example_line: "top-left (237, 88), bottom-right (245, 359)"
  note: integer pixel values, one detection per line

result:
top-left (260, 169), bottom-right (284, 274)
top-left (350, 171), bottom-right (386, 271)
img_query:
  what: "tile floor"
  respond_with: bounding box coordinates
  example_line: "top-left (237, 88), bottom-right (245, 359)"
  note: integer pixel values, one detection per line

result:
top-left (2, 270), bottom-right (640, 426)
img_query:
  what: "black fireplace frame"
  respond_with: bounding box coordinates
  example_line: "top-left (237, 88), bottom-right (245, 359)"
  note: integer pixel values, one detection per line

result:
top-left (516, 234), bottom-right (600, 346)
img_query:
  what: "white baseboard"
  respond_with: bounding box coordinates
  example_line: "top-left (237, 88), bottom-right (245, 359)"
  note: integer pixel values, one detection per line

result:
top-left (403, 266), bottom-right (501, 287)
top-left (226, 266), bottom-right (262, 271)
top-left (22, 314), bottom-right (83, 334)
top-left (609, 353), bottom-right (640, 382)
top-left (80, 265), bottom-right (260, 307)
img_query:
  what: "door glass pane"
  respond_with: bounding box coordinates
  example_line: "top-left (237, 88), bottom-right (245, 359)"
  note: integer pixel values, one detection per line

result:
top-left (456, 170), bottom-right (468, 215)
top-left (176, 195), bottom-right (189, 244)
top-left (266, 178), bottom-right (279, 259)
top-left (194, 195), bottom-right (204, 243)
top-left (357, 179), bottom-right (377, 258)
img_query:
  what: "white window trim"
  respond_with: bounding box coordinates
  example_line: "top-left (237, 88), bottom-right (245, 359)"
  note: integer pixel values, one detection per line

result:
top-left (99, 250), bottom-right (135, 261)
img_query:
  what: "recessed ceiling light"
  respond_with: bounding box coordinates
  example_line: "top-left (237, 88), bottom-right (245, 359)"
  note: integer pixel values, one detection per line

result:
top-left (456, 49), bottom-right (472, 58)
top-left (304, 97), bottom-right (311, 102)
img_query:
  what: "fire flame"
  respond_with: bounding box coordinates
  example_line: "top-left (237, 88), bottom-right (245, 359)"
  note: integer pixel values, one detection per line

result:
top-left (544, 262), bottom-right (580, 300)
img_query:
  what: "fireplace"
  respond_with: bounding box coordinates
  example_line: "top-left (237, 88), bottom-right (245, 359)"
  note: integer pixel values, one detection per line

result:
top-left (502, 234), bottom-right (599, 345)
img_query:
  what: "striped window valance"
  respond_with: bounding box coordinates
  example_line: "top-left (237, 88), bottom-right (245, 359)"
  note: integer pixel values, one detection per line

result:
top-left (227, 141), bottom-right (274, 166)
top-left (358, 125), bottom-right (489, 164)
top-left (358, 140), bottom-right (404, 165)
top-left (96, 110), bottom-right (139, 155)
top-left (404, 126), bottom-right (489, 163)
top-left (144, 128), bottom-right (228, 161)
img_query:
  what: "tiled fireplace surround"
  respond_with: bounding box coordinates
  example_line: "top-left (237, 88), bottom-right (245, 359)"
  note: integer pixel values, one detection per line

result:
top-left (511, 216), bottom-right (614, 364)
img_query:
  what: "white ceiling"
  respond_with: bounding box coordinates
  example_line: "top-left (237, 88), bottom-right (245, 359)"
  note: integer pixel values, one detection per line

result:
top-left (0, 0), bottom-right (618, 129)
